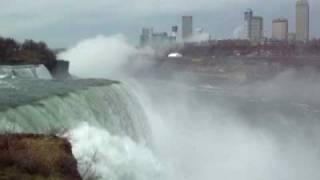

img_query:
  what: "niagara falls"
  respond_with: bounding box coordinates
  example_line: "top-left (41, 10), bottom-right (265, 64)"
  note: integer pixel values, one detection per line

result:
top-left (0, 0), bottom-right (320, 180)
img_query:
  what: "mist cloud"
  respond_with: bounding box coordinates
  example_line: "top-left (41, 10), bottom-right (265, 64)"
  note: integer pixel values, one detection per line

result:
top-left (58, 34), bottom-right (138, 78)
top-left (58, 34), bottom-right (155, 79)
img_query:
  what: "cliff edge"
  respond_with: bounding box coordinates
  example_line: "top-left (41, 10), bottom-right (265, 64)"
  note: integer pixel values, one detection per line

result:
top-left (0, 134), bottom-right (81, 180)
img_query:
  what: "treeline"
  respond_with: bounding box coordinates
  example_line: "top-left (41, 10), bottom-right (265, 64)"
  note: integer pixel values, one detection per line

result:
top-left (0, 37), bottom-right (57, 71)
top-left (174, 39), bottom-right (320, 58)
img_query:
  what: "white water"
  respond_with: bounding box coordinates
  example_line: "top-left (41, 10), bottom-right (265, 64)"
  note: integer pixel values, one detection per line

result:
top-left (0, 76), bottom-right (164, 180)
top-left (0, 83), bottom-right (148, 140)
top-left (68, 123), bottom-right (165, 180)
top-left (58, 34), bottom-right (320, 180)
top-left (136, 81), bottom-right (320, 180)
top-left (0, 65), bottom-right (52, 80)
top-left (0, 82), bottom-right (151, 141)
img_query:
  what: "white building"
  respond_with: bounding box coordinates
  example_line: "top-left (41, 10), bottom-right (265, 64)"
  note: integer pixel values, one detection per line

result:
top-left (296, 0), bottom-right (309, 42)
top-left (272, 18), bottom-right (289, 41)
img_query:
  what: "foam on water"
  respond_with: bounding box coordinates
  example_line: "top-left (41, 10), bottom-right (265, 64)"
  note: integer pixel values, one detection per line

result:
top-left (67, 123), bottom-right (165, 180)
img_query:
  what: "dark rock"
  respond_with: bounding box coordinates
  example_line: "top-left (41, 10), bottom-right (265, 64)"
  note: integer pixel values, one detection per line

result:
top-left (0, 134), bottom-right (82, 180)
top-left (51, 60), bottom-right (71, 79)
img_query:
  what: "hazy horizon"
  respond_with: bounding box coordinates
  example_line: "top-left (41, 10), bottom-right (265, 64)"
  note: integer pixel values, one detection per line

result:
top-left (0, 0), bottom-right (319, 48)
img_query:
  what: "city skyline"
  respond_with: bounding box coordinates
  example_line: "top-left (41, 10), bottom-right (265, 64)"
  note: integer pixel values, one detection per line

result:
top-left (141, 0), bottom-right (311, 44)
top-left (0, 0), bottom-right (319, 47)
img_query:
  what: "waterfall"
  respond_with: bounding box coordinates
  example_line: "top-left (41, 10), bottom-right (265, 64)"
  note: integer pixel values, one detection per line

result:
top-left (0, 80), bottom-right (149, 142)
top-left (68, 123), bottom-right (164, 180)
top-left (0, 65), bottom-right (52, 80)
top-left (0, 77), bottom-right (165, 180)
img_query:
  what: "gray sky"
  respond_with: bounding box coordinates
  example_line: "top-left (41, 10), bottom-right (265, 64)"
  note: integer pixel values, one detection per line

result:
top-left (0, 0), bottom-right (319, 48)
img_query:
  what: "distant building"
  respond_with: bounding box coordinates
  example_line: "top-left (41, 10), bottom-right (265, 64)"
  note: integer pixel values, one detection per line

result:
top-left (272, 18), bottom-right (289, 41)
top-left (182, 16), bottom-right (193, 41)
top-left (172, 26), bottom-right (178, 35)
top-left (244, 9), bottom-right (253, 22)
top-left (139, 25), bottom-right (180, 48)
top-left (288, 32), bottom-right (297, 43)
top-left (140, 28), bottom-right (153, 47)
top-left (296, 0), bottom-right (309, 42)
top-left (244, 9), bottom-right (264, 43)
top-left (169, 26), bottom-right (179, 42)
top-left (244, 9), bottom-right (253, 39)
top-left (250, 16), bottom-right (264, 43)
top-left (152, 32), bottom-right (169, 47)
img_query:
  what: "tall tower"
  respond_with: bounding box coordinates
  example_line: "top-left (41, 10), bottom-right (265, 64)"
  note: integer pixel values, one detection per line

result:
top-left (296, 0), bottom-right (309, 42)
top-left (244, 9), bottom-right (263, 43)
top-left (244, 9), bottom-right (253, 40)
top-left (182, 16), bottom-right (193, 41)
top-left (250, 16), bottom-right (264, 42)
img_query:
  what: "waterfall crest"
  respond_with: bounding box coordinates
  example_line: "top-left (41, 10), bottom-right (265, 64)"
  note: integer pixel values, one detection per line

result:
top-left (0, 79), bottom-right (150, 143)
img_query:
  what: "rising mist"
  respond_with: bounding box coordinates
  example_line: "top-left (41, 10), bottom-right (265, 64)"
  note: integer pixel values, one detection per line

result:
top-left (61, 34), bottom-right (320, 180)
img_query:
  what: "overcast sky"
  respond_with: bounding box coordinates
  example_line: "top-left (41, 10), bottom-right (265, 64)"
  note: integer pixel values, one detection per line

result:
top-left (0, 0), bottom-right (319, 48)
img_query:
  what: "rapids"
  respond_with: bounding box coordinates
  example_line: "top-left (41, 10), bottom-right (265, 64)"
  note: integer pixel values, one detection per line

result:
top-left (2, 64), bottom-right (320, 180)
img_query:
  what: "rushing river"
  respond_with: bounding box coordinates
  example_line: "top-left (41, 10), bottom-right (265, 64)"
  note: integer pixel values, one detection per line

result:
top-left (1, 65), bottom-right (320, 180)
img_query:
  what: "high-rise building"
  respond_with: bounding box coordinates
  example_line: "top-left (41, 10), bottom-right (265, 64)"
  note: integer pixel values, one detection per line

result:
top-left (182, 16), bottom-right (193, 40)
top-left (140, 28), bottom-right (153, 47)
top-left (272, 18), bottom-right (289, 41)
top-left (170, 25), bottom-right (178, 42)
top-left (244, 9), bottom-right (264, 43)
top-left (140, 27), bottom-right (178, 48)
top-left (296, 0), bottom-right (309, 42)
top-left (244, 9), bottom-right (253, 39)
top-left (244, 9), bottom-right (253, 21)
top-left (250, 16), bottom-right (263, 42)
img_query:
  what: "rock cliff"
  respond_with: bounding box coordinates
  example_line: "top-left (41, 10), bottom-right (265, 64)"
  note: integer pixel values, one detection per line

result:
top-left (0, 134), bottom-right (81, 180)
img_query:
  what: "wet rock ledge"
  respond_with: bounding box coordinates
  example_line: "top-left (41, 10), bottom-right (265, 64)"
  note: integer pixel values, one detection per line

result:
top-left (0, 134), bottom-right (81, 180)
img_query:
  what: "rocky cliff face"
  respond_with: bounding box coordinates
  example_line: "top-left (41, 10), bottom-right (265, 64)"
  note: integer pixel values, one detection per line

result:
top-left (0, 134), bottom-right (81, 180)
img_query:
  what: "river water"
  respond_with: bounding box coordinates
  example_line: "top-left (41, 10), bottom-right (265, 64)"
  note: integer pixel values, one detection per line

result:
top-left (1, 65), bottom-right (320, 180)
